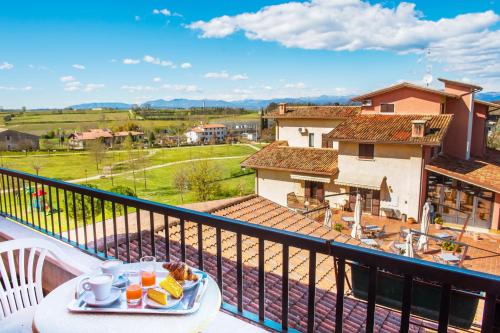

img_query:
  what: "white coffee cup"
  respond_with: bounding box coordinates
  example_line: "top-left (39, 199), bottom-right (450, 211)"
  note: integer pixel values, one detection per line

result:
top-left (100, 259), bottom-right (122, 282)
top-left (81, 274), bottom-right (113, 301)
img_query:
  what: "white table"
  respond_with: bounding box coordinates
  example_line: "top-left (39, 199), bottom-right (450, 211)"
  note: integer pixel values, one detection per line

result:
top-left (360, 238), bottom-right (379, 247)
top-left (435, 232), bottom-right (454, 241)
top-left (33, 263), bottom-right (222, 333)
top-left (439, 253), bottom-right (460, 263)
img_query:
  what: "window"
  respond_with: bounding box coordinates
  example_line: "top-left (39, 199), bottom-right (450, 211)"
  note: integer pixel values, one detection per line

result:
top-left (380, 103), bottom-right (395, 113)
top-left (358, 144), bottom-right (374, 159)
top-left (308, 133), bottom-right (314, 147)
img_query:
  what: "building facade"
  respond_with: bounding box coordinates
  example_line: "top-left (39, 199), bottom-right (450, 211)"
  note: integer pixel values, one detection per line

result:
top-left (0, 129), bottom-right (39, 151)
top-left (242, 79), bottom-right (500, 233)
top-left (185, 124), bottom-right (227, 144)
top-left (68, 129), bottom-right (143, 149)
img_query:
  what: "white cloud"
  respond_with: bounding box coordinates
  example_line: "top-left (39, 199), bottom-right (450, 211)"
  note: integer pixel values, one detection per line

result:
top-left (60, 75), bottom-right (76, 82)
top-left (0, 85), bottom-right (32, 91)
top-left (162, 84), bottom-right (200, 93)
top-left (284, 82), bottom-right (306, 89)
top-left (143, 55), bottom-right (175, 68)
top-left (83, 83), bottom-right (105, 92)
top-left (180, 62), bottom-right (192, 69)
top-left (123, 58), bottom-right (141, 65)
top-left (72, 64), bottom-right (85, 70)
top-left (153, 8), bottom-right (171, 16)
top-left (204, 70), bottom-right (248, 80)
top-left (121, 85), bottom-right (158, 93)
top-left (0, 62), bottom-right (14, 70)
top-left (188, 0), bottom-right (500, 84)
top-left (153, 77), bottom-right (162, 82)
top-left (233, 88), bottom-right (252, 94)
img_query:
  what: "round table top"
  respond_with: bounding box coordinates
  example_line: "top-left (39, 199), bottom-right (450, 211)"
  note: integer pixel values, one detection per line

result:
top-left (33, 263), bottom-right (221, 333)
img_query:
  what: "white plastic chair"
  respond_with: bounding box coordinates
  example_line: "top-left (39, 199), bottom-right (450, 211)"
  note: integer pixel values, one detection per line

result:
top-left (0, 238), bottom-right (86, 333)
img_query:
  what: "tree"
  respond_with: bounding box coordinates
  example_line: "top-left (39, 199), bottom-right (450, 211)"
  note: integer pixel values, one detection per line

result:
top-left (88, 139), bottom-right (106, 171)
top-left (105, 185), bottom-right (136, 215)
top-left (187, 160), bottom-right (221, 201)
top-left (148, 132), bottom-right (156, 147)
top-left (31, 158), bottom-right (42, 176)
top-left (168, 123), bottom-right (188, 147)
top-left (67, 184), bottom-right (102, 220)
top-left (123, 135), bottom-right (137, 193)
top-left (18, 139), bottom-right (34, 156)
top-left (173, 169), bottom-right (189, 203)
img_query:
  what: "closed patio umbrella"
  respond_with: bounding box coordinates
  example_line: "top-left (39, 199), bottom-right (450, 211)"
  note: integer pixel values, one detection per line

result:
top-left (405, 232), bottom-right (414, 258)
top-left (323, 207), bottom-right (332, 229)
top-left (417, 202), bottom-right (431, 252)
top-left (351, 193), bottom-right (362, 239)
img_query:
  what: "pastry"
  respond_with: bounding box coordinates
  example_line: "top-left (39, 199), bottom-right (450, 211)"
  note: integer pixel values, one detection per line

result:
top-left (147, 287), bottom-right (168, 305)
top-left (162, 261), bottom-right (198, 282)
top-left (159, 275), bottom-right (183, 299)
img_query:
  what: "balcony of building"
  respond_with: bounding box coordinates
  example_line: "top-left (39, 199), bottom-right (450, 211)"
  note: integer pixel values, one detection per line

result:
top-left (0, 167), bottom-right (499, 333)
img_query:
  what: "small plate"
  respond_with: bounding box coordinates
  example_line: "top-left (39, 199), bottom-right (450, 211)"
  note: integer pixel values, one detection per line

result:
top-left (83, 287), bottom-right (121, 307)
top-left (181, 271), bottom-right (206, 290)
top-left (143, 293), bottom-right (182, 309)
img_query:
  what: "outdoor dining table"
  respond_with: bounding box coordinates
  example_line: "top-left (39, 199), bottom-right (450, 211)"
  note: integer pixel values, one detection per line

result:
top-left (360, 238), bottom-right (379, 248)
top-left (435, 232), bottom-right (455, 241)
top-left (32, 262), bottom-right (222, 333)
top-left (438, 253), bottom-right (461, 265)
top-left (341, 216), bottom-right (355, 227)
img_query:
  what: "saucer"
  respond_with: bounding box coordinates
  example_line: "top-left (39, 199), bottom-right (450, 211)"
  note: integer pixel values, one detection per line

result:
top-left (112, 275), bottom-right (128, 288)
top-left (143, 294), bottom-right (181, 309)
top-left (83, 287), bottom-right (121, 307)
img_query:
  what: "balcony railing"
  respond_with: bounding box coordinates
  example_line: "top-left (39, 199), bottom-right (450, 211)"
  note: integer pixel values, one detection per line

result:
top-left (1, 167), bottom-right (499, 333)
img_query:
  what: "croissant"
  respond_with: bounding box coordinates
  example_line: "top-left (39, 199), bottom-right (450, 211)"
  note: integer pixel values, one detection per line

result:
top-left (162, 261), bottom-right (198, 282)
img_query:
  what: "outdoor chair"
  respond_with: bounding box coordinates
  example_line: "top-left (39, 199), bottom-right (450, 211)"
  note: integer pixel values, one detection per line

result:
top-left (0, 238), bottom-right (86, 333)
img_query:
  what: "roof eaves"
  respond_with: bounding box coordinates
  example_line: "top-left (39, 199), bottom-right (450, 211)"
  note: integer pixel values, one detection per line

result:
top-left (351, 82), bottom-right (458, 101)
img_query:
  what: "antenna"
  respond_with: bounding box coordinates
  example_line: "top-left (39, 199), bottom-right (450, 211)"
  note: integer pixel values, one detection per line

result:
top-left (423, 48), bottom-right (433, 87)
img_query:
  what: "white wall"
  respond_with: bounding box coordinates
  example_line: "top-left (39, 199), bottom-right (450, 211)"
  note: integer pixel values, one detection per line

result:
top-left (276, 119), bottom-right (342, 149)
top-left (337, 142), bottom-right (423, 218)
top-left (256, 169), bottom-right (301, 207)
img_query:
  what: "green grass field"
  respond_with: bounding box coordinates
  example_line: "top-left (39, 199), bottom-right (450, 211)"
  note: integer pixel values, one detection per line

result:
top-left (3, 109), bottom-right (259, 136)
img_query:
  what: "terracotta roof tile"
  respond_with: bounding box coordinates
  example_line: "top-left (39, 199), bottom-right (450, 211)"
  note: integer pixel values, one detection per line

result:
top-left (102, 196), bottom-right (463, 332)
top-left (351, 82), bottom-right (459, 101)
top-left (325, 114), bottom-right (453, 146)
top-left (426, 154), bottom-right (500, 192)
top-left (241, 141), bottom-right (338, 175)
top-left (264, 105), bottom-right (360, 120)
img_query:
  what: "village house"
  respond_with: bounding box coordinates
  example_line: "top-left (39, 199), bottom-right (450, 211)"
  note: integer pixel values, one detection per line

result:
top-left (68, 129), bottom-right (144, 149)
top-left (185, 124), bottom-right (227, 144)
top-left (242, 79), bottom-right (500, 234)
top-left (0, 128), bottom-right (39, 151)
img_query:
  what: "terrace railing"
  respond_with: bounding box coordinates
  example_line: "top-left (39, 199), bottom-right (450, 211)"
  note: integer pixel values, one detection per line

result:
top-left (0, 167), bottom-right (499, 333)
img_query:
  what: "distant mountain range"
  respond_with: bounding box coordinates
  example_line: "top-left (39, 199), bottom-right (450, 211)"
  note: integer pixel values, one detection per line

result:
top-left (68, 92), bottom-right (499, 110)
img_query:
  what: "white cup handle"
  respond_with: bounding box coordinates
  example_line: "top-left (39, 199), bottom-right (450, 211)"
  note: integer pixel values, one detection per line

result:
top-left (75, 276), bottom-right (90, 298)
top-left (82, 282), bottom-right (92, 291)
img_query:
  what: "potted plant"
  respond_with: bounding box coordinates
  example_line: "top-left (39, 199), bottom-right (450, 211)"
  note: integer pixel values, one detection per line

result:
top-left (441, 241), bottom-right (462, 255)
top-left (434, 216), bottom-right (444, 230)
top-left (334, 223), bottom-right (343, 232)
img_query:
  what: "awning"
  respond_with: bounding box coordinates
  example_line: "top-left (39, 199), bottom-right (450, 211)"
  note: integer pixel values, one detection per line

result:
top-left (290, 174), bottom-right (331, 183)
top-left (335, 172), bottom-right (384, 190)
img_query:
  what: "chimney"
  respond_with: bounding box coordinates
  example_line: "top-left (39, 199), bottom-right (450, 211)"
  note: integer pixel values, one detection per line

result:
top-left (411, 119), bottom-right (428, 138)
top-left (278, 103), bottom-right (287, 115)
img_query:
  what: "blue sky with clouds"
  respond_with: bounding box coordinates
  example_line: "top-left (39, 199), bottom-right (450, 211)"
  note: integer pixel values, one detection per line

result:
top-left (0, 0), bottom-right (498, 108)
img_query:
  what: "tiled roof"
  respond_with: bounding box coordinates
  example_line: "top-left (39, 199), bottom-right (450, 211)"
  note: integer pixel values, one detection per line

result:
top-left (351, 82), bottom-right (458, 101)
top-left (438, 78), bottom-right (483, 91)
top-left (102, 196), bottom-right (451, 333)
top-left (426, 154), bottom-right (500, 193)
top-left (263, 105), bottom-right (360, 120)
top-left (325, 114), bottom-right (453, 146)
top-left (113, 131), bottom-right (144, 137)
top-left (475, 99), bottom-right (500, 109)
top-left (241, 141), bottom-right (338, 175)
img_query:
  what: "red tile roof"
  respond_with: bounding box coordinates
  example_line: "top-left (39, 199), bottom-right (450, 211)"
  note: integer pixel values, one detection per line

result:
top-left (325, 114), bottom-right (453, 146)
top-left (351, 82), bottom-right (458, 101)
top-left (241, 141), bottom-right (338, 175)
top-left (101, 196), bottom-right (456, 333)
top-left (426, 154), bottom-right (500, 193)
top-left (263, 105), bottom-right (360, 120)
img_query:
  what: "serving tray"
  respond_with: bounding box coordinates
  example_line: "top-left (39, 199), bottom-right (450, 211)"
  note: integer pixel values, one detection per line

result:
top-left (67, 270), bottom-right (208, 315)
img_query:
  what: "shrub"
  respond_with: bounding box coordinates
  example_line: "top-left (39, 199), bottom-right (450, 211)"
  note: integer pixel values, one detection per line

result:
top-left (434, 216), bottom-right (444, 225)
top-left (333, 223), bottom-right (343, 232)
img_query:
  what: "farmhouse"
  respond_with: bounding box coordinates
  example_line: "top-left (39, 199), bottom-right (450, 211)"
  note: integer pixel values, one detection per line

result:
top-left (185, 124), bottom-right (227, 144)
top-left (68, 129), bottom-right (144, 149)
top-left (0, 128), bottom-right (39, 151)
top-left (242, 78), bottom-right (500, 234)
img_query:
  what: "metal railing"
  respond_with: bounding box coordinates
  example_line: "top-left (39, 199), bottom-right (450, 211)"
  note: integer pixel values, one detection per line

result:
top-left (0, 167), bottom-right (499, 333)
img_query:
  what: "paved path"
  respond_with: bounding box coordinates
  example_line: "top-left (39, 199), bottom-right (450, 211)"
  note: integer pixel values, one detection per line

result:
top-left (68, 155), bottom-right (250, 183)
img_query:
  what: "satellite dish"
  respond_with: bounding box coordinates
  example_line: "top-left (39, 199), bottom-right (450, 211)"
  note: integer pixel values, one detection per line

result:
top-left (423, 74), bottom-right (433, 86)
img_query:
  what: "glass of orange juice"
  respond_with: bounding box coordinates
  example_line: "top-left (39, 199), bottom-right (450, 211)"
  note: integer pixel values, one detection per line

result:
top-left (123, 270), bottom-right (142, 305)
top-left (140, 256), bottom-right (156, 288)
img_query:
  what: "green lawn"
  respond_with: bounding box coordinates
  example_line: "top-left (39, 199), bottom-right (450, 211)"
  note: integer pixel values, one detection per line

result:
top-left (1, 144), bottom-right (256, 181)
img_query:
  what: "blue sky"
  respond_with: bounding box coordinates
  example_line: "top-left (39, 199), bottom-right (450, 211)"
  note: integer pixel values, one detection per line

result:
top-left (0, 0), bottom-right (498, 108)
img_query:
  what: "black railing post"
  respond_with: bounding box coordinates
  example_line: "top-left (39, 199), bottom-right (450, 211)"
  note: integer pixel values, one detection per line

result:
top-left (149, 211), bottom-right (155, 257)
top-left (258, 238), bottom-right (265, 322)
top-left (335, 258), bottom-right (345, 333)
top-left (163, 214), bottom-right (170, 261)
top-left (236, 232), bottom-right (243, 313)
top-left (307, 251), bottom-right (317, 333)
top-left (366, 266), bottom-right (377, 333)
top-left (101, 199), bottom-right (107, 258)
top-left (197, 223), bottom-right (204, 270)
top-left (400, 275), bottom-right (413, 333)
top-left (282, 244), bottom-right (289, 331)
top-left (437, 283), bottom-right (451, 333)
